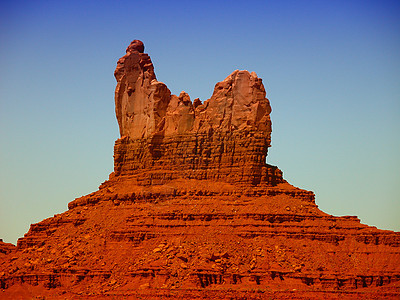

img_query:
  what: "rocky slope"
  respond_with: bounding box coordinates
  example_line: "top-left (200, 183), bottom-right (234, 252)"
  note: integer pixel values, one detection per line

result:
top-left (1, 40), bottom-right (399, 299)
top-left (0, 240), bottom-right (15, 256)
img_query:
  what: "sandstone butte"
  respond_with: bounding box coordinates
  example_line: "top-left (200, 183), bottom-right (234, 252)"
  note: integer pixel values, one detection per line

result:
top-left (1, 40), bottom-right (399, 300)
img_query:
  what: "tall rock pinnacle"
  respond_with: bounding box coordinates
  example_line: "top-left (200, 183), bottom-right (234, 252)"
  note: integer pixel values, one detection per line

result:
top-left (114, 39), bottom-right (162, 138)
top-left (114, 40), bottom-right (272, 139)
top-left (111, 40), bottom-right (280, 187)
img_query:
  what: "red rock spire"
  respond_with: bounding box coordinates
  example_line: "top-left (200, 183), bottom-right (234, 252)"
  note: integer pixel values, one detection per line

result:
top-left (111, 40), bottom-right (279, 186)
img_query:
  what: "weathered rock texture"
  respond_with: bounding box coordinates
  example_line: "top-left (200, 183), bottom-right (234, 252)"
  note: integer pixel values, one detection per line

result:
top-left (112, 40), bottom-right (281, 187)
top-left (0, 240), bottom-right (15, 256)
top-left (1, 40), bottom-right (399, 299)
top-left (115, 40), bottom-right (271, 139)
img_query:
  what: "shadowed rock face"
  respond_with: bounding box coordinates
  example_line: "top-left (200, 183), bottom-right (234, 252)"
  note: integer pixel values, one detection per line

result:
top-left (112, 40), bottom-right (280, 186)
top-left (1, 40), bottom-right (399, 300)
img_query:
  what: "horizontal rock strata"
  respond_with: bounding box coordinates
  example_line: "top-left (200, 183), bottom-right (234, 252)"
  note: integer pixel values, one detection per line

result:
top-left (112, 40), bottom-right (276, 187)
top-left (113, 133), bottom-right (284, 186)
top-left (2, 193), bottom-right (400, 299)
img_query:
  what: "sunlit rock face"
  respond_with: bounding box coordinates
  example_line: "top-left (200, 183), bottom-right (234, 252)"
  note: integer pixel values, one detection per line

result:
top-left (113, 40), bottom-right (282, 187)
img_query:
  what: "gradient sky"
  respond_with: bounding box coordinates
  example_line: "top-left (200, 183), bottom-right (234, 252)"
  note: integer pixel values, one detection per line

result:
top-left (1, 0), bottom-right (399, 244)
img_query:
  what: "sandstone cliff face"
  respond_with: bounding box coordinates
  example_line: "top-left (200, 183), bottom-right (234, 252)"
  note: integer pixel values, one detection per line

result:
top-left (112, 40), bottom-right (278, 187)
top-left (1, 40), bottom-right (399, 299)
top-left (114, 40), bottom-right (271, 139)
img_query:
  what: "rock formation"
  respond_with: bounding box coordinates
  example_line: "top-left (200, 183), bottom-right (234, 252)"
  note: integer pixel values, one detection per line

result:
top-left (111, 39), bottom-right (281, 188)
top-left (1, 40), bottom-right (399, 299)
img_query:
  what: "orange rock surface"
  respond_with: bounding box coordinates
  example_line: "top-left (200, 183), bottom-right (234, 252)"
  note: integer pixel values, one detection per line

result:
top-left (1, 40), bottom-right (399, 299)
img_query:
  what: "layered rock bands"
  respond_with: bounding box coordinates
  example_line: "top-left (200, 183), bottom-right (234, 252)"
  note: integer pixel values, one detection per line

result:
top-left (1, 40), bottom-right (399, 299)
top-left (111, 39), bottom-right (283, 187)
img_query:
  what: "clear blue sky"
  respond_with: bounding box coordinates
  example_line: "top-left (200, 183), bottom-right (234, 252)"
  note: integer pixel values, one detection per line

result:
top-left (1, 0), bottom-right (399, 244)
